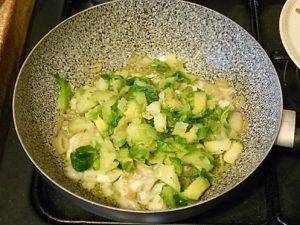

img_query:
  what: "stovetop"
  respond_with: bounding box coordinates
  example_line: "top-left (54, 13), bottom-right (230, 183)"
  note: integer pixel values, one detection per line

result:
top-left (0, 0), bottom-right (300, 224)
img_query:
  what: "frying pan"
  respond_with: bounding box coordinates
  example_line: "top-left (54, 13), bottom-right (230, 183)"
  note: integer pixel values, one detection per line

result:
top-left (12, 0), bottom-right (299, 223)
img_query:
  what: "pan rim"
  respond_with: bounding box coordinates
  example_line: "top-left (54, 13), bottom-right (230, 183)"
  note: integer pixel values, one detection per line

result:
top-left (13, 0), bottom-right (283, 214)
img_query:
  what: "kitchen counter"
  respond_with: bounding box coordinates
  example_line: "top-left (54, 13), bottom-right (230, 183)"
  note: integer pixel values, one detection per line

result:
top-left (0, 0), bottom-right (35, 156)
top-left (0, 0), bottom-right (65, 224)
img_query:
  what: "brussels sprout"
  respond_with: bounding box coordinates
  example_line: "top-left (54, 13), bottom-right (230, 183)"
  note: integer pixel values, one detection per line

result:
top-left (168, 157), bottom-right (183, 176)
top-left (117, 148), bottom-right (135, 172)
top-left (70, 145), bottom-right (99, 172)
top-left (160, 185), bottom-right (176, 208)
top-left (68, 117), bottom-right (95, 135)
top-left (180, 177), bottom-right (210, 200)
top-left (54, 74), bottom-right (73, 112)
top-left (129, 145), bottom-right (150, 162)
top-left (126, 123), bottom-right (157, 149)
top-left (153, 164), bottom-right (180, 192)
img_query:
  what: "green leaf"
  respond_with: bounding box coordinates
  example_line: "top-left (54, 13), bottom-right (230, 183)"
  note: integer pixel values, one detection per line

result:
top-left (129, 145), bottom-right (150, 162)
top-left (173, 71), bottom-right (191, 83)
top-left (160, 77), bottom-right (178, 89)
top-left (197, 124), bottom-right (211, 141)
top-left (199, 169), bottom-right (214, 183)
top-left (150, 59), bottom-right (170, 73)
top-left (70, 145), bottom-right (99, 172)
top-left (100, 74), bottom-right (125, 91)
top-left (169, 157), bottom-right (183, 176)
top-left (157, 139), bottom-right (174, 153)
top-left (181, 164), bottom-right (214, 183)
top-left (157, 132), bottom-right (172, 141)
top-left (92, 157), bottom-right (100, 170)
top-left (121, 161), bottom-right (135, 173)
top-left (127, 77), bottom-right (159, 103)
top-left (174, 193), bottom-right (188, 206)
top-left (162, 108), bottom-right (183, 127)
top-left (182, 165), bottom-right (200, 178)
top-left (117, 148), bottom-right (135, 172)
top-left (126, 123), bottom-right (157, 149)
top-left (160, 185), bottom-right (176, 208)
top-left (126, 76), bottom-right (153, 86)
top-left (108, 101), bottom-right (122, 130)
top-left (85, 105), bottom-right (103, 121)
top-left (179, 176), bottom-right (194, 190)
top-left (111, 77), bottom-right (125, 91)
top-left (174, 136), bottom-right (189, 148)
top-left (53, 74), bottom-right (73, 112)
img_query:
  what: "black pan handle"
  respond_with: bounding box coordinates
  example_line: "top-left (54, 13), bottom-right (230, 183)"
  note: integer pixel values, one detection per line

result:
top-left (275, 109), bottom-right (300, 149)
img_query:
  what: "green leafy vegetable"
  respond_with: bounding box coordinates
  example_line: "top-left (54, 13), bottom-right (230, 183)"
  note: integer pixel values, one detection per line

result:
top-left (129, 145), bottom-right (150, 162)
top-left (160, 185), bottom-right (176, 208)
top-left (180, 177), bottom-right (210, 200)
top-left (148, 151), bottom-right (166, 164)
top-left (126, 123), bottom-right (157, 149)
top-left (174, 136), bottom-right (189, 148)
top-left (150, 59), bottom-right (170, 73)
top-left (174, 193), bottom-right (188, 206)
top-left (54, 54), bottom-right (244, 210)
top-left (157, 139), bottom-right (174, 153)
top-left (117, 148), bottom-right (135, 172)
top-left (173, 71), bottom-right (191, 83)
top-left (54, 74), bottom-right (72, 112)
top-left (70, 145), bottom-right (99, 172)
top-left (182, 150), bottom-right (214, 172)
top-left (107, 101), bottom-right (122, 131)
top-left (162, 108), bottom-right (184, 127)
top-left (169, 157), bottom-right (183, 176)
top-left (92, 157), bottom-right (100, 170)
top-left (197, 124), bottom-right (211, 141)
top-left (127, 79), bottom-right (159, 104)
top-left (85, 105), bottom-right (103, 121)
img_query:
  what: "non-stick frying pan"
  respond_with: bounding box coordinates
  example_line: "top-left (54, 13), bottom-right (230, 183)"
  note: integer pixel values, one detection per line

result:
top-left (13, 0), bottom-right (299, 223)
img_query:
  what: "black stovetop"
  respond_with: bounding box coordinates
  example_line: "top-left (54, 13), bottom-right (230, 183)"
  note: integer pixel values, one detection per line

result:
top-left (1, 0), bottom-right (300, 224)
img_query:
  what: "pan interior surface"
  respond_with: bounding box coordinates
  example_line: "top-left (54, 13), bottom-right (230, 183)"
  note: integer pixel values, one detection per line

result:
top-left (13, 0), bottom-right (282, 212)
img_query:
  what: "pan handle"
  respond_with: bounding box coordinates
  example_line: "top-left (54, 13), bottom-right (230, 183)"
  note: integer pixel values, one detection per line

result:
top-left (275, 109), bottom-right (300, 148)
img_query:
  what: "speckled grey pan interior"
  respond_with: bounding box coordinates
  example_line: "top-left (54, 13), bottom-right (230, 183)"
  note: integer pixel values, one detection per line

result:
top-left (13, 0), bottom-right (282, 222)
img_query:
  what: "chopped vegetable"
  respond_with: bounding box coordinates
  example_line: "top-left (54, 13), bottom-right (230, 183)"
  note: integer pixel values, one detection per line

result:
top-left (153, 113), bottom-right (167, 132)
top-left (126, 123), bottom-right (157, 149)
top-left (70, 145), bottom-right (99, 172)
top-left (180, 177), bottom-right (210, 200)
top-left (204, 138), bottom-right (231, 155)
top-left (117, 148), bottom-right (135, 172)
top-left (127, 77), bottom-right (159, 103)
top-left (192, 92), bottom-right (206, 115)
top-left (85, 105), bottom-right (103, 121)
top-left (223, 141), bottom-right (243, 164)
top-left (107, 101), bottom-right (122, 131)
top-left (174, 193), bottom-right (188, 206)
top-left (153, 164), bottom-right (181, 192)
top-left (54, 74), bottom-right (73, 112)
top-left (150, 59), bottom-right (170, 73)
top-left (229, 111), bottom-right (244, 133)
top-left (99, 139), bottom-right (118, 172)
top-left (169, 157), bottom-right (183, 176)
top-left (182, 150), bottom-right (214, 172)
top-left (53, 53), bottom-right (245, 210)
top-left (129, 145), bottom-right (150, 162)
top-left (68, 117), bottom-right (95, 135)
top-left (160, 185), bottom-right (176, 208)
